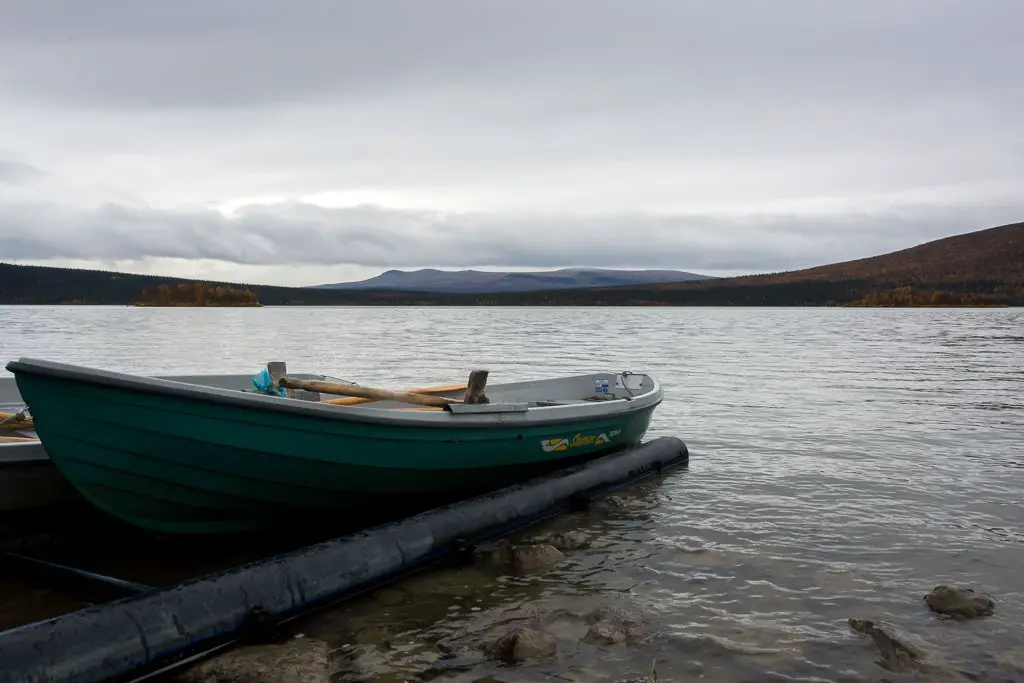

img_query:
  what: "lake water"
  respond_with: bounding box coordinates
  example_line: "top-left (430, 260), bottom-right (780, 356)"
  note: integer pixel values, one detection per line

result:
top-left (1, 305), bottom-right (1023, 682)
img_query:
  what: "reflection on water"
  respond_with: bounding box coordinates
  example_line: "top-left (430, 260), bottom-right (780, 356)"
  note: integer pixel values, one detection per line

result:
top-left (1, 305), bottom-right (1023, 681)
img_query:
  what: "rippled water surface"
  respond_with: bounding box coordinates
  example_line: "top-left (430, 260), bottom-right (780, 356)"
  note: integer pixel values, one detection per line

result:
top-left (2, 305), bottom-right (1022, 682)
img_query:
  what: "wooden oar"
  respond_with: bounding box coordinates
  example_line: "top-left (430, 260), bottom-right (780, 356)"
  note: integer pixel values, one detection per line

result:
top-left (0, 412), bottom-right (32, 430)
top-left (324, 382), bottom-right (467, 406)
top-left (277, 377), bottom-right (461, 408)
top-left (0, 435), bottom-right (38, 443)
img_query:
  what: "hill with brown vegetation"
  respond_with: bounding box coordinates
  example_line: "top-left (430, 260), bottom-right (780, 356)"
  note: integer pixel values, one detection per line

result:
top-left (530, 221), bottom-right (1023, 307)
top-left (0, 221), bottom-right (1020, 306)
top-left (716, 220), bottom-right (1021, 287)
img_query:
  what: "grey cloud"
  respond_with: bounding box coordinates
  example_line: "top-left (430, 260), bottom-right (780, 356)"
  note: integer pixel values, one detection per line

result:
top-left (0, 160), bottom-right (43, 184)
top-left (3, 1), bottom-right (1019, 217)
top-left (2, 1), bottom-right (1021, 111)
top-left (1, 198), bottom-right (1018, 274)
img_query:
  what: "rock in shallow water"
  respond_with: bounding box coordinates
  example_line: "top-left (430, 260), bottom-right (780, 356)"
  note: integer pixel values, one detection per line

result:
top-left (177, 638), bottom-right (330, 683)
top-left (582, 604), bottom-right (647, 647)
top-left (475, 540), bottom-right (565, 570)
top-left (583, 612), bottom-right (645, 646)
top-left (531, 530), bottom-right (590, 550)
top-left (848, 618), bottom-right (925, 672)
top-left (511, 544), bottom-right (565, 569)
top-left (487, 627), bottom-right (558, 663)
top-left (847, 618), bottom-right (970, 681)
top-left (583, 620), bottom-right (629, 645)
top-left (924, 584), bottom-right (995, 619)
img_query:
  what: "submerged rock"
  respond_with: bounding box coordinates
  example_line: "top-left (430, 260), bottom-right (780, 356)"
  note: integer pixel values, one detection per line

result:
top-left (511, 544), bottom-right (565, 569)
top-left (486, 627), bottom-right (558, 663)
top-left (847, 618), bottom-right (970, 681)
top-left (177, 637), bottom-right (330, 683)
top-left (848, 618), bottom-right (926, 673)
top-left (582, 605), bottom-right (647, 647)
top-left (595, 494), bottom-right (655, 513)
top-left (600, 495), bottom-right (632, 510)
top-left (474, 539), bottom-right (514, 564)
top-left (583, 620), bottom-right (629, 645)
top-left (924, 584), bottom-right (995, 619)
top-left (475, 540), bottom-right (565, 570)
top-left (431, 599), bottom-right (554, 664)
top-left (531, 531), bottom-right (590, 550)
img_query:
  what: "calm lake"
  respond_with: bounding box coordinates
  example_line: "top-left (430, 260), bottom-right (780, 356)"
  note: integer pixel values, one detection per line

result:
top-left (2, 305), bottom-right (1022, 682)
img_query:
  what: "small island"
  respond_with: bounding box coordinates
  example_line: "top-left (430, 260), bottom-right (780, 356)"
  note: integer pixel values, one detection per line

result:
top-left (134, 283), bottom-right (262, 307)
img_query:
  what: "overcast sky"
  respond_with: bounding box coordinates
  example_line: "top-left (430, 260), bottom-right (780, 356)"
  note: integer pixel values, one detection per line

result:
top-left (1, 1), bottom-right (1021, 286)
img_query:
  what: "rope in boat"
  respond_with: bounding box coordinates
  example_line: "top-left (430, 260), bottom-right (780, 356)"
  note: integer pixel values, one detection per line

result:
top-left (619, 371), bottom-right (639, 398)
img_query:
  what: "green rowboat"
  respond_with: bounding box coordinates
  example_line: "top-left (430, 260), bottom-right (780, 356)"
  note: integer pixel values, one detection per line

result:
top-left (5, 358), bottom-right (663, 535)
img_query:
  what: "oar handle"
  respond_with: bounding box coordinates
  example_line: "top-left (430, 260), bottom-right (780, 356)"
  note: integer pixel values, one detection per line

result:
top-left (0, 411), bottom-right (33, 430)
top-left (278, 377), bottom-right (461, 408)
top-left (324, 382), bottom-right (467, 406)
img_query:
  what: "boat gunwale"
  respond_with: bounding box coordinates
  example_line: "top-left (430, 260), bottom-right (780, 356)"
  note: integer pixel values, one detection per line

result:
top-left (5, 358), bottom-right (663, 429)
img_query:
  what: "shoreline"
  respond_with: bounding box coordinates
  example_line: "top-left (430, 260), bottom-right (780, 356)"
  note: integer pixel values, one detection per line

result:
top-left (0, 302), bottom-right (1018, 309)
top-left (132, 303), bottom-right (265, 308)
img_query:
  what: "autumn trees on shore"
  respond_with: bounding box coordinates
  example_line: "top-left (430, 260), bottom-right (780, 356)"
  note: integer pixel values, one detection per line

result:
top-left (135, 282), bottom-right (261, 307)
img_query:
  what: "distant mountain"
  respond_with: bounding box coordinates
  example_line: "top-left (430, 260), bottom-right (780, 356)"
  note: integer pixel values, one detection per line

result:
top-left (312, 268), bottom-right (713, 293)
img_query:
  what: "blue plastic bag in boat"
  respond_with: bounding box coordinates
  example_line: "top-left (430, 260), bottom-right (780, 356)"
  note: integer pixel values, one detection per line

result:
top-left (251, 368), bottom-right (286, 397)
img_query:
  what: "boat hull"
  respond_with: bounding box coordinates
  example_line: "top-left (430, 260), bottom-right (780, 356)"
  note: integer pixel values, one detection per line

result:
top-left (11, 363), bottom-right (660, 534)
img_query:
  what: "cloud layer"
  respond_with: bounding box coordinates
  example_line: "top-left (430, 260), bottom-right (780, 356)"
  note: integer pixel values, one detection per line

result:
top-left (1, 1), bottom-right (1022, 284)
top-left (4, 196), bottom-right (1020, 275)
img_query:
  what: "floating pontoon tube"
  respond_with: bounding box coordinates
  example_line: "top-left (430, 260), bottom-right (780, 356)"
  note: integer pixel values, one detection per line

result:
top-left (0, 436), bottom-right (688, 683)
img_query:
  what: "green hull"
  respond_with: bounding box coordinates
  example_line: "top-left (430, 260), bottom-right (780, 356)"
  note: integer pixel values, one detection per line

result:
top-left (11, 363), bottom-right (659, 534)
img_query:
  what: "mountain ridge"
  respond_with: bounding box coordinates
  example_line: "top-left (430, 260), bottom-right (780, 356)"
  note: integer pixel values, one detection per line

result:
top-left (311, 267), bottom-right (713, 293)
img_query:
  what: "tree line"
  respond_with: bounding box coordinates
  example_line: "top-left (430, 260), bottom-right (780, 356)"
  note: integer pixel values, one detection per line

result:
top-left (135, 282), bottom-right (261, 306)
top-left (1, 261), bottom-right (1021, 307)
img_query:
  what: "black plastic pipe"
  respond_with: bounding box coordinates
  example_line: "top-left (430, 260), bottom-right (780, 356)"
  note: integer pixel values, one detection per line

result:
top-left (0, 436), bottom-right (688, 683)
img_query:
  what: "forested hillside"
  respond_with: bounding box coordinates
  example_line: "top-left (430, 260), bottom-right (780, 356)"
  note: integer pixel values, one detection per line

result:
top-left (0, 264), bottom-right (460, 305)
